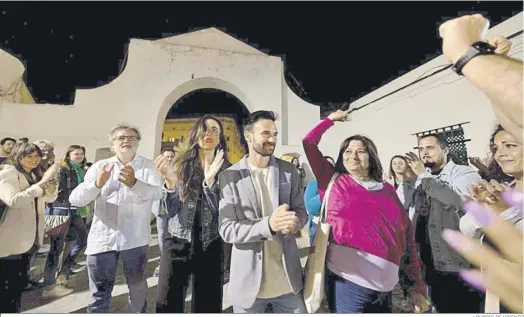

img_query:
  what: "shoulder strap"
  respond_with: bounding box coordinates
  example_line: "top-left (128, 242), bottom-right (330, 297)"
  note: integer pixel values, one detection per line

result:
top-left (319, 173), bottom-right (339, 224)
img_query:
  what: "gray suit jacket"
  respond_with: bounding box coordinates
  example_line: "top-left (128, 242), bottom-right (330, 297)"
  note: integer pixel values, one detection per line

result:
top-left (218, 156), bottom-right (308, 308)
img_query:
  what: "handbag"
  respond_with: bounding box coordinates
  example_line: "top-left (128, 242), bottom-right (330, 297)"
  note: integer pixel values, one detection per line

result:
top-left (303, 172), bottom-right (339, 313)
top-left (45, 213), bottom-right (70, 237)
top-left (45, 172), bottom-right (71, 237)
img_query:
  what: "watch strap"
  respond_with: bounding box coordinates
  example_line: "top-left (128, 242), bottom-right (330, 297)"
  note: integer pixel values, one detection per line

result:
top-left (452, 42), bottom-right (496, 76)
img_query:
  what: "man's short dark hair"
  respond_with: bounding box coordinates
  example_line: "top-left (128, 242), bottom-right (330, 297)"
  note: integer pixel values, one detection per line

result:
top-left (18, 137), bottom-right (29, 143)
top-left (243, 111), bottom-right (278, 132)
top-left (1, 137), bottom-right (16, 145)
top-left (418, 133), bottom-right (449, 149)
top-left (162, 149), bottom-right (176, 155)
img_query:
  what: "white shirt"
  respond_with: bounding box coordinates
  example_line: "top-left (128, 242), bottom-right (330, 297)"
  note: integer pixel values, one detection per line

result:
top-left (248, 163), bottom-right (293, 299)
top-left (395, 180), bottom-right (416, 221)
top-left (69, 155), bottom-right (163, 255)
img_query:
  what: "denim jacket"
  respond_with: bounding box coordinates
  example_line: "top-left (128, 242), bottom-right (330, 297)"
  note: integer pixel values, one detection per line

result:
top-left (411, 160), bottom-right (482, 273)
top-left (164, 165), bottom-right (228, 249)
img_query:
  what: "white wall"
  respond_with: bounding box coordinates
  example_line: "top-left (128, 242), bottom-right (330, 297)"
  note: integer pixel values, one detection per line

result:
top-left (316, 12), bottom-right (523, 171)
top-left (0, 13), bottom-right (521, 179)
top-left (0, 30), bottom-right (300, 162)
top-left (0, 48), bottom-right (26, 104)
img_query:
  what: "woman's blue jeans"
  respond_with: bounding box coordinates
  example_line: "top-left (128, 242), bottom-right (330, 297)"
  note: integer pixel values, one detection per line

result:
top-left (325, 269), bottom-right (392, 313)
top-left (43, 207), bottom-right (88, 285)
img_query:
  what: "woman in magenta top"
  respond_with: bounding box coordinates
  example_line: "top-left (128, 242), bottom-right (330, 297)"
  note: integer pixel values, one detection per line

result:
top-left (303, 110), bottom-right (428, 313)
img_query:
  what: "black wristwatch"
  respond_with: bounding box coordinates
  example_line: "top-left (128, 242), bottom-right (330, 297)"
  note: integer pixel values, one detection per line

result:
top-left (452, 41), bottom-right (497, 76)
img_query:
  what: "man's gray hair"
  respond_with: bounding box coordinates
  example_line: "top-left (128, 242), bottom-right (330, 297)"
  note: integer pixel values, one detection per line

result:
top-left (108, 123), bottom-right (142, 142)
top-left (33, 140), bottom-right (55, 150)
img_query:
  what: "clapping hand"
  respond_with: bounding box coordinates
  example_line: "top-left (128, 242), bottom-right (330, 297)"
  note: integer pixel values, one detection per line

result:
top-left (470, 179), bottom-right (511, 214)
top-left (119, 164), bottom-right (136, 187)
top-left (41, 162), bottom-right (61, 183)
top-left (404, 152), bottom-right (426, 176)
top-left (442, 190), bottom-right (524, 313)
top-left (269, 204), bottom-right (300, 234)
top-left (155, 154), bottom-right (177, 190)
top-left (38, 162), bottom-right (61, 191)
top-left (95, 163), bottom-right (114, 189)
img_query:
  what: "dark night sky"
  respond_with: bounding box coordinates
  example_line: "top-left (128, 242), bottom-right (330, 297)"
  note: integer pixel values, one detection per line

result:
top-left (0, 2), bottom-right (522, 115)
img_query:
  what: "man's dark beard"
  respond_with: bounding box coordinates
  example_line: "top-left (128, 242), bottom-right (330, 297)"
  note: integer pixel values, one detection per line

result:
top-left (424, 162), bottom-right (436, 168)
top-left (253, 143), bottom-right (274, 157)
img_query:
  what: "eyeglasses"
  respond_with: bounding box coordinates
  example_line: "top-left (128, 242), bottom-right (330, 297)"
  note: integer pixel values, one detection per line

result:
top-left (115, 136), bottom-right (138, 142)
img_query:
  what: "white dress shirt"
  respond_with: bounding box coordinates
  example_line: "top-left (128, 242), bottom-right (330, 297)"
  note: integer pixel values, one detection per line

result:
top-left (69, 155), bottom-right (163, 255)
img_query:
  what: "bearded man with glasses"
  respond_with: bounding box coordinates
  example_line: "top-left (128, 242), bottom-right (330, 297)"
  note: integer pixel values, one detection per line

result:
top-left (69, 123), bottom-right (163, 313)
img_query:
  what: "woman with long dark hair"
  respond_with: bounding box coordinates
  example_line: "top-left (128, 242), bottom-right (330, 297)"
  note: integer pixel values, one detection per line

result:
top-left (0, 143), bottom-right (60, 312)
top-left (155, 115), bottom-right (230, 313)
top-left (460, 124), bottom-right (523, 313)
top-left (42, 145), bottom-right (89, 298)
top-left (469, 125), bottom-right (515, 185)
top-left (302, 110), bottom-right (428, 313)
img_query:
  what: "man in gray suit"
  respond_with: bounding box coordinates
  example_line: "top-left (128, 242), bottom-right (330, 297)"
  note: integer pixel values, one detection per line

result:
top-left (218, 110), bottom-right (308, 313)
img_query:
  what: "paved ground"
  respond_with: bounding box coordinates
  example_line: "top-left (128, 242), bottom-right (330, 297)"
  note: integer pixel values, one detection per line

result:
top-left (21, 225), bottom-right (412, 313)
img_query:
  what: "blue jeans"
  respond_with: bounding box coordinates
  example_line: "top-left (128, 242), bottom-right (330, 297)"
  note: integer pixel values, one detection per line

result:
top-left (233, 292), bottom-right (307, 313)
top-left (43, 207), bottom-right (88, 285)
top-left (87, 245), bottom-right (149, 313)
top-left (326, 270), bottom-right (392, 313)
top-left (155, 216), bottom-right (168, 256)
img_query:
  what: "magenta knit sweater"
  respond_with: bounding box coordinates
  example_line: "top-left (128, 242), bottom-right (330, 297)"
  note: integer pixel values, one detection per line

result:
top-left (302, 118), bottom-right (426, 295)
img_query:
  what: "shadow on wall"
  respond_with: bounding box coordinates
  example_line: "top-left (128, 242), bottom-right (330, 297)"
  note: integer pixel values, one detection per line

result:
top-left (95, 147), bottom-right (113, 162)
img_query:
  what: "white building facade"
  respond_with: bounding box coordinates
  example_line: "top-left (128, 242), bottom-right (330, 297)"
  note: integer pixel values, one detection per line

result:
top-left (0, 13), bottom-right (522, 184)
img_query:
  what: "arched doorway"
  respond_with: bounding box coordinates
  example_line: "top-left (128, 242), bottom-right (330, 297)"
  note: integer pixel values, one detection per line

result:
top-left (161, 88), bottom-right (250, 164)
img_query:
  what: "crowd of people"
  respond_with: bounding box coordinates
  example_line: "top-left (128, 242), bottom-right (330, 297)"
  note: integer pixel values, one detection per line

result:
top-left (0, 13), bottom-right (522, 314)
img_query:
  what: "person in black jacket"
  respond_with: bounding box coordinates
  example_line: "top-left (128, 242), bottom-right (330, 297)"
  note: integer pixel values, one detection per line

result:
top-left (42, 145), bottom-right (88, 299)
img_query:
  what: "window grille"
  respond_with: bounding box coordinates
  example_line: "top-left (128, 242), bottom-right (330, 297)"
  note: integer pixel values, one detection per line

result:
top-left (413, 122), bottom-right (471, 165)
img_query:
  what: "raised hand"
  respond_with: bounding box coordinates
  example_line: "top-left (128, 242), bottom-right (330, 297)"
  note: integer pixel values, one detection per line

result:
top-left (439, 14), bottom-right (490, 64)
top-left (404, 152), bottom-right (426, 176)
top-left (327, 109), bottom-right (349, 122)
top-left (95, 163), bottom-right (114, 189)
top-left (204, 149), bottom-right (225, 187)
top-left (487, 35), bottom-right (512, 56)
